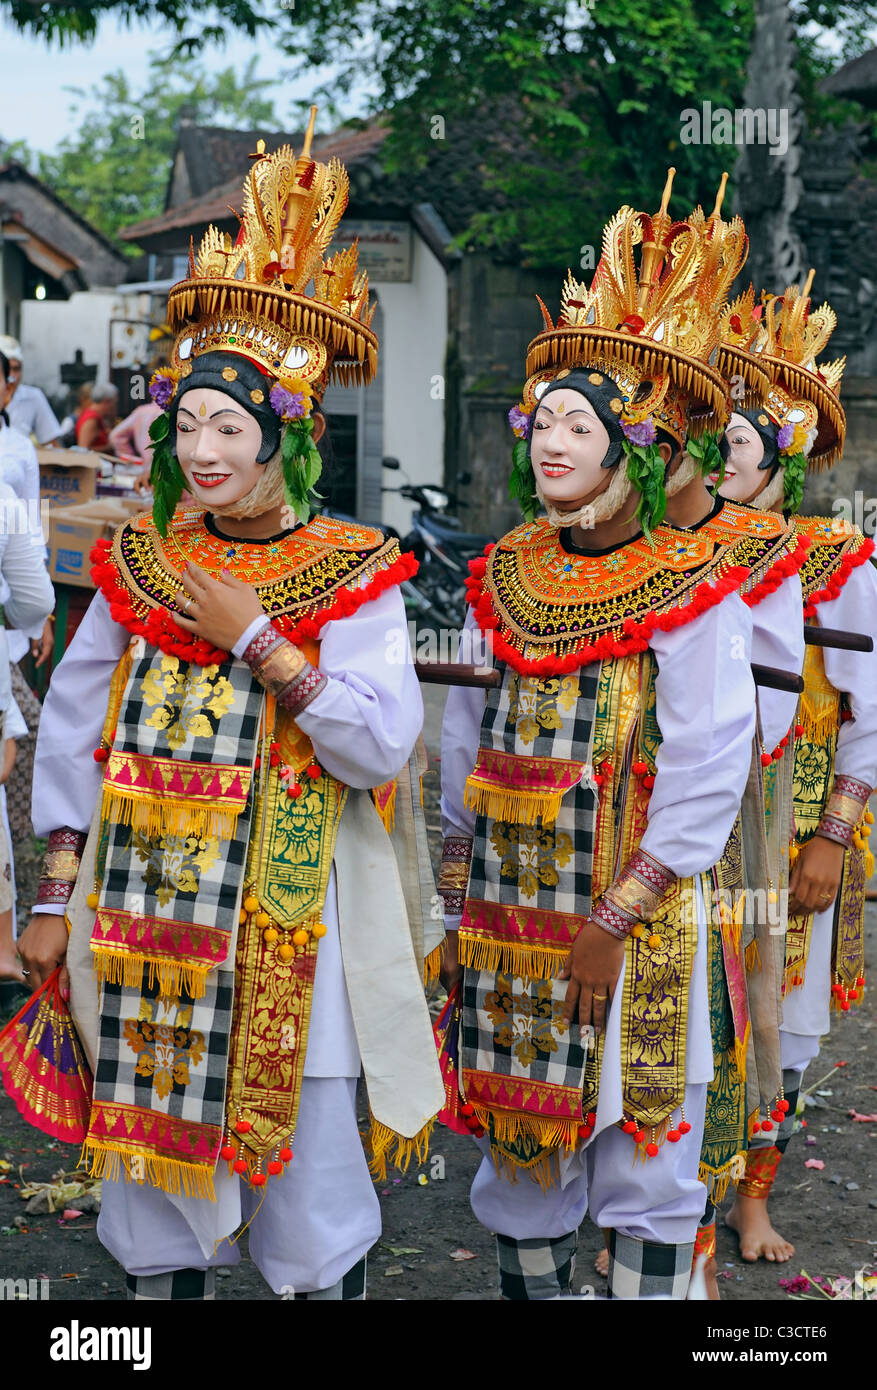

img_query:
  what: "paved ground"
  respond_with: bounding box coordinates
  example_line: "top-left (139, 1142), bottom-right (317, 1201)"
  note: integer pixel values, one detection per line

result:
top-left (1, 681), bottom-right (874, 1300)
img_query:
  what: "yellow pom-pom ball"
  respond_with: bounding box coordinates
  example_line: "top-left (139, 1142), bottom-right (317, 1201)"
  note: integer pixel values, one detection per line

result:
top-left (263, 927), bottom-right (279, 944)
top-left (277, 942), bottom-right (295, 962)
top-left (789, 843), bottom-right (800, 865)
top-left (768, 890), bottom-right (778, 905)
top-left (243, 895), bottom-right (259, 914)
top-left (255, 911), bottom-right (271, 928)
top-left (292, 928), bottom-right (309, 947)
top-left (631, 923), bottom-right (646, 939)
top-left (648, 933), bottom-right (662, 950)
top-left (86, 892), bottom-right (100, 909)
top-left (853, 833), bottom-right (865, 850)
top-left (239, 909), bottom-right (248, 925)
top-left (865, 810), bottom-right (874, 824)
top-left (311, 923), bottom-right (327, 939)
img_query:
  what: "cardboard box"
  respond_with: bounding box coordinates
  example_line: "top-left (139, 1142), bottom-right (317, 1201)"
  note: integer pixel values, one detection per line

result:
top-left (38, 447), bottom-right (106, 508)
top-left (48, 497), bottom-right (145, 588)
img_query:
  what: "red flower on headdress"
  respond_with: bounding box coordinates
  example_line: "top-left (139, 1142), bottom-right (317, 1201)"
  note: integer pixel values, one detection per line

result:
top-left (621, 313), bottom-right (645, 334)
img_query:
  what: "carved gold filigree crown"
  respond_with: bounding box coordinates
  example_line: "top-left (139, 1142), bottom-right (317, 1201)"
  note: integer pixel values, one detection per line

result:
top-left (165, 106), bottom-right (377, 395)
top-left (522, 169), bottom-right (735, 443)
top-left (756, 272), bottom-right (846, 469)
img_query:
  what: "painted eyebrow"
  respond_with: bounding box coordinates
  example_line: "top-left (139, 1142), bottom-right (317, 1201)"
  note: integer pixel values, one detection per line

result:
top-left (177, 407), bottom-right (250, 420)
top-left (535, 406), bottom-right (595, 418)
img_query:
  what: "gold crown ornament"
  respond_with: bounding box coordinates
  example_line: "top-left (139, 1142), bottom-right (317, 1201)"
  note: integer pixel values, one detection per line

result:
top-left (146, 107), bottom-right (377, 534)
top-left (508, 169), bottom-right (743, 536)
top-left (757, 270), bottom-right (846, 471)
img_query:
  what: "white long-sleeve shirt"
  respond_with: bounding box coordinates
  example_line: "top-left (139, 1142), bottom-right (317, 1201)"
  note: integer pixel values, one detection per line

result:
top-left (813, 557), bottom-right (877, 788)
top-left (0, 422), bottom-right (50, 664)
top-left (0, 479), bottom-right (54, 734)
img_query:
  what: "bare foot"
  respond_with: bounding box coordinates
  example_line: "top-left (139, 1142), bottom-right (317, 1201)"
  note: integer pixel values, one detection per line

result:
top-left (594, 1246), bottom-right (609, 1278)
top-left (0, 950), bottom-right (25, 983)
top-left (725, 1194), bottom-right (795, 1263)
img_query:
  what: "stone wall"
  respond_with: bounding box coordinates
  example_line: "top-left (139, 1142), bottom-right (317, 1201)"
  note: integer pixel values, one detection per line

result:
top-left (447, 253), bottom-right (550, 537)
top-left (802, 375), bottom-right (877, 533)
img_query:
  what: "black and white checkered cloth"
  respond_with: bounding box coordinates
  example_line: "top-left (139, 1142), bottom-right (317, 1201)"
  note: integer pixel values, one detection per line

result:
top-left (293, 1256), bottom-right (367, 1300)
top-left (608, 1231), bottom-right (694, 1300)
top-left (127, 1268), bottom-right (216, 1300)
top-left (495, 1233), bottom-right (577, 1300)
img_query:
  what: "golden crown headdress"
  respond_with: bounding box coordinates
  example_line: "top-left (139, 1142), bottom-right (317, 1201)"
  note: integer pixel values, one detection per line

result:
top-left (754, 271), bottom-right (846, 469)
top-left (694, 173), bottom-right (772, 409)
top-left (165, 106), bottom-right (377, 395)
top-left (521, 169), bottom-right (731, 443)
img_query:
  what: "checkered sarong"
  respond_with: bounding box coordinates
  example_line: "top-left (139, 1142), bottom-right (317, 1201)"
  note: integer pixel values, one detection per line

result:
top-left (496, 1233), bottom-right (577, 1300)
top-left (91, 648), bottom-right (262, 996)
top-left (608, 1231), bottom-right (693, 1300)
top-left (460, 665), bottom-right (600, 1165)
top-left (84, 646), bottom-right (262, 1198)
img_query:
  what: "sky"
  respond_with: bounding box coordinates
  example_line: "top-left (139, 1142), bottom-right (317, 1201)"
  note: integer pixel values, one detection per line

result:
top-left (0, 7), bottom-right (366, 155)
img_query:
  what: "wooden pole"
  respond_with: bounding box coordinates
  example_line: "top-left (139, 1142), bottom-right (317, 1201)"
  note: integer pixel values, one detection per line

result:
top-left (804, 626), bottom-right (873, 653)
top-left (416, 661), bottom-right (803, 694)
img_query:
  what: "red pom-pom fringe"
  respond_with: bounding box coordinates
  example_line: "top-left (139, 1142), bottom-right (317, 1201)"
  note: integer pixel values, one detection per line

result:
top-left (802, 535), bottom-right (876, 618)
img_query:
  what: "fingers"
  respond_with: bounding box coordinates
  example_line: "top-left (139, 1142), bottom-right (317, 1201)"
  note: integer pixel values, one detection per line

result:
top-left (578, 983), bottom-right (594, 1031)
top-left (563, 975), bottom-right (580, 1025)
top-left (591, 989), bottom-right (607, 1035)
top-left (59, 964), bottom-right (71, 1003)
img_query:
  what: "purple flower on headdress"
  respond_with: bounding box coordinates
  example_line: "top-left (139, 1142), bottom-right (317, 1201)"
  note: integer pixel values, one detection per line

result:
top-left (621, 416), bottom-right (657, 447)
top-left (508, 403), bottom-right (531, 438)
top-left (270, 382), bottom-right (307, 421)
top-left (776, 422), bottom-right (795, 451)
top-left (149, 373), bottom-right (176, 409)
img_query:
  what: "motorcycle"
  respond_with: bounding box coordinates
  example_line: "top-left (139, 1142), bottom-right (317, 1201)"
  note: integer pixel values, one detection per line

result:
top-left (382, 459), bottom-right (496, 628)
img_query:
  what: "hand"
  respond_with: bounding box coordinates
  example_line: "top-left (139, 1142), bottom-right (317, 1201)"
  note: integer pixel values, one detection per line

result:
top-left (173, 561), bottom-right (266, 652)
top-left (0, 738), bottom-right (16, 785)
top-left (31, 616), bottom-right (55, 669)
top-left (560, 918), bottom-right (625, 1035)
top-left (788, 835), bottom-right (847, 916)
top-left (17, 913), bottom-right (70, 996)
top-left (440, 929), bottom-right (463, 992)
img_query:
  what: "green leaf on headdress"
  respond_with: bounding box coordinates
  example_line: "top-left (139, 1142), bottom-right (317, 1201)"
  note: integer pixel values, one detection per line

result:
top-left (148, 421), bottom-right (187, 539)
top-left (782, 452), bottom-right (807, 514)
top-left (509, 437), bottom-right (538, 521)
top-left (281, 418), bottom-right (324, 526)
top-left (149, 412), bottom-right (170, 444)
top-left (687, 429), bottom-right (723, 485)
top-left (624, 440), bottom-right (667, 547)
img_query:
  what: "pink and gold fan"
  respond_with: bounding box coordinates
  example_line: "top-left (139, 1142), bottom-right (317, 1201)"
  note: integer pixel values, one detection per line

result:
top-left (0, 968), bottom-right (92, 1142)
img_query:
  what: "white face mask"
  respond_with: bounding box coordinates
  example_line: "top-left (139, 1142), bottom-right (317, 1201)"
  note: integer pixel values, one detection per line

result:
top-left (530, 388), bottom-right (614, 510)
top-left (718, 412), bottom-right (770, 503)
top-left (175, 387), bottom-right (266, 508)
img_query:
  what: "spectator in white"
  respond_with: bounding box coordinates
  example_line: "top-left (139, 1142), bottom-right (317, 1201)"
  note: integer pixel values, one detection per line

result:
top-left (0, 336), bottom-right (61, 447)
top-left (0, 479), bottom-right (54, 980)
top-left (0, 352), bottom-right (53, 669)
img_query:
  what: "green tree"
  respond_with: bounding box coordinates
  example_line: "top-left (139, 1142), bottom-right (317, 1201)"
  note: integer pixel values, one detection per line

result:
top-left (5, 53), bottom-right (279, 251)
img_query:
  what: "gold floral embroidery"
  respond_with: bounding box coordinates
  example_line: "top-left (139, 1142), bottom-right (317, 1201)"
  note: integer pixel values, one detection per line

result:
top-left (123, 1013), bottom-right (205, 1099)
top-left (490, 821), bottom-right (573, 899)
top-left (507, 674), bottom-right (580, 745)
top-left (485, 973), bottom-right (569, 1068)
top-left (140, 654), bottom-right (235, 751)
top-left (132, 830), bottom-right (221, 906)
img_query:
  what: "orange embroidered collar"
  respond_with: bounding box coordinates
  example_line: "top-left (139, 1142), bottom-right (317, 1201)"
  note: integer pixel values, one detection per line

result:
top-left (466, 518), bottom-right (751, 675)
top-left (794, 516), bottom-right (875, 617)
top-left (684, 500), bottom-right (809, 608)
top-left (91, 508), bottom-right (415, 666)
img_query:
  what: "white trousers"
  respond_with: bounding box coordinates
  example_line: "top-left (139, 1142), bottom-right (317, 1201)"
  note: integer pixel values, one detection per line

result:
top-left (780, 903), bottom-right (833, 1074)
top-left (97, 1077), bottom-right (380, 1295)
top-left (470, 1082), bottom-right (708, 1246)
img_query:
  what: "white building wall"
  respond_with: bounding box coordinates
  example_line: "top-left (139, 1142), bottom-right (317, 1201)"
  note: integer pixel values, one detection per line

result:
top-left (376, 232), bottom-right (447, 535)
top-left (20, 289), bottom-right (152, 401)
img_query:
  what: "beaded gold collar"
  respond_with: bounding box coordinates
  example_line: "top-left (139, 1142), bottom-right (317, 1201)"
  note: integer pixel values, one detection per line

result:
top-left (685, 500), bottom-right (807, 607)
top-left (794, 516), bottom-right (875, 615)
top-left (90, 508), bottom-right (412, 665)
top-left (466, 518), bottom-right (752, 675)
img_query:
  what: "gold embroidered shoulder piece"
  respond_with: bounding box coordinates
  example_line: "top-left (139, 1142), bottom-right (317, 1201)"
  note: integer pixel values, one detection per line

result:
top-left (794, 516), bottom-right (875, 615)
top-left (90, 508), bottom-right (414, 663)
top-left (466, 518), bottom-right (752, 674)
top-left (691, 501), bottom-right (808, 607)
